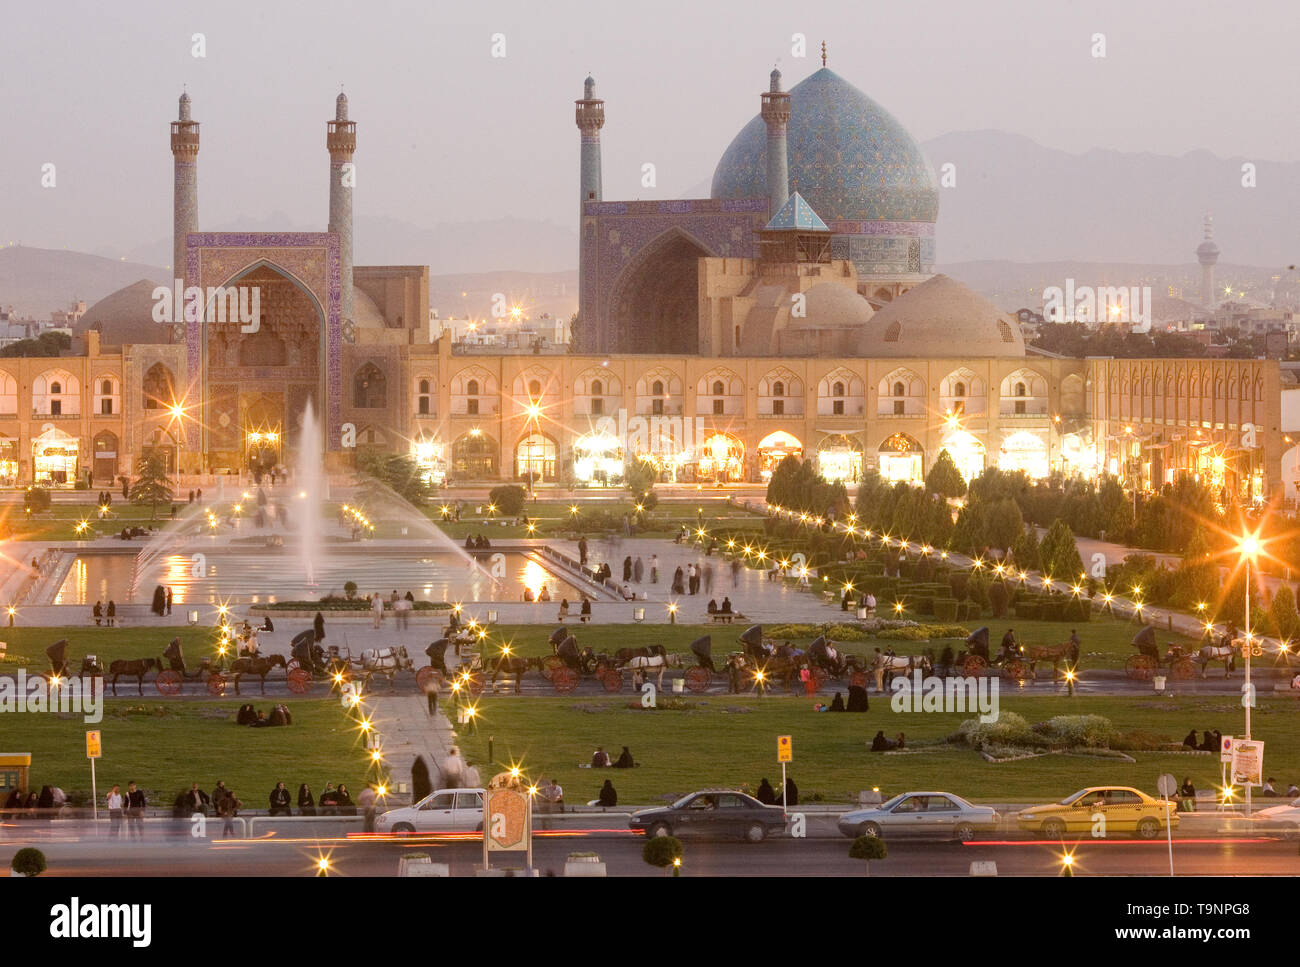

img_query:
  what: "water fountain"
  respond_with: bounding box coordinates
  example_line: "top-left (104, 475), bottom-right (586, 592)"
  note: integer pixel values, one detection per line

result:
top-left (294, 401), bottom-right (324, 587)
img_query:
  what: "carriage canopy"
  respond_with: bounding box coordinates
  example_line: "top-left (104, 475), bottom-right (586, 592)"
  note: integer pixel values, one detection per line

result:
top-left (738, 625), bottom-right (763, 648)
top-left (1131, 626), bottom-right (1156, 650)
top-left (966, 627), bottom-right (990, 657)
top-left (689, 635), bottom-right (713, 662)
top-left (46, 639), bottom-right (69, 666)
top-left (557, 636), bottom-right (579, 661)
top-left (548, 627), bottom-right (568, 647)
top-left (164, 638), bottom-right (182, 663)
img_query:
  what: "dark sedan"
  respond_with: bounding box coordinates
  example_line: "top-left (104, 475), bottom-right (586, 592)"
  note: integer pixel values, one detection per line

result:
top-left (628, 790), bottom-right (787, 842)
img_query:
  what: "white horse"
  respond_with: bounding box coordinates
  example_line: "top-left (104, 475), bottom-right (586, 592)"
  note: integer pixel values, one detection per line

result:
top-left (1195, 643), bottom-right (1236, 678)
top-left (624, 653), bottom-right (681, 689)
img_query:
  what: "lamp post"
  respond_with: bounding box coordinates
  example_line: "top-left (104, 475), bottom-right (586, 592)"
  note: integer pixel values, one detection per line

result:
top-left (1238, 532), bottom-right (1259, 817)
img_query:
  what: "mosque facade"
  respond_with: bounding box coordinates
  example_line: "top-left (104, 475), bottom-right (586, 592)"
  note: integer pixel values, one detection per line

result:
top-left (21, 63), bottom-right (1277, 501)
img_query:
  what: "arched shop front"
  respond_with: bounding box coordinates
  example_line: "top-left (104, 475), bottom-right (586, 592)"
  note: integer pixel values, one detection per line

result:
top-left (999, 430), bottom-right (1049, 479)
top-left (879, 432), bottom-right (924, 484)
top-left (452, 431), bottom-right (498, 480)
top-left (33, 426), bottom-right (79, 487)
top-left (939, 430), bottom-right (986, 482)
top-left (572, 431), bottom-right (625, 486)
top-left (515, 432), bottom-right (557, 484)
top-left (757, 430), bottom-right (802, 480)
top-left (695, 433), bottom-right (745, 483)
top-left (816, 434), bottom-right (863, 483)
top-left (410, 435), bottom-right (447, 486)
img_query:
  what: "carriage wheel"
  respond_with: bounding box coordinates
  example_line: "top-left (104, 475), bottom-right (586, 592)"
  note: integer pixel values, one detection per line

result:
top-left (155, 670), bottom-right (182, 696)
top-left (551, 667), bottom-right (579, 693)
top-left (541, 655), bottom-right (563, 681)
top-left (1004, 659), bottom-right (1030, 681)
top-left (462, 671), bottom-right (485, 697)
top-left (206, 672), bottom-right (227, 696)
top-left (415, 665), bottom-right (443, 691)
top-left (684, 666), bottom-right (713, 693)
top-left (285, 658), bottom-right (301, 674)
top-left (1170, 657), bottom-right (1198, 681)
top-left (1125, 655), bottom-right (1157, 680)
top-left (287, 668), bottom-right (313, 693)
top-left (602, 669), bottom-right (623, 692)
top-left (962, 655), bottom-right (988, 676)
top-left (850, 670), bottom-right (869, 688)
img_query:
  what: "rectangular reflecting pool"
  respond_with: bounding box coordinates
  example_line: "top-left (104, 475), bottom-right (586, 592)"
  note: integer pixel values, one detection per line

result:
top-left (55, 549), bottom-right (587, 606)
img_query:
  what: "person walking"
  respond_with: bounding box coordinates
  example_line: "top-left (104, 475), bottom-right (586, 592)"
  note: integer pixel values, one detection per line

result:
top-left (633, 556), bottom-right (644, 583)
top-left (578, 537), bottom-right (589, 566)
top-left (703, 563), bottom-right (714, 595)
top-left (358, 783), bottom-right (378, 833)
top-left (313, 611), bottom-right (326, 643)
top-left (125, 781), bottom-right (146, 840)
top-left (165, 586), bottom-right (173, 615)
top-left (622, 556), bottom-right (633, 583)
top-left (731, 558), bottom-right (741, 587)
top-left (106, 784), bottom-right (124, 838)
top-left (371, 592), bottom-right (384, 628)
top-left (650, 554), bottom-right (659, 584)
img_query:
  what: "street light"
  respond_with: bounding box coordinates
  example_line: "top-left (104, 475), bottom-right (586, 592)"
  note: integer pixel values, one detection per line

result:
top-left (1238, 530), bottom-right (1261, 817)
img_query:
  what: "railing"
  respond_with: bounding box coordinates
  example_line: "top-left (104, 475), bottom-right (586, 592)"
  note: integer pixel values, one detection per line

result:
top-left (31, 410), bottom-right (81, 419)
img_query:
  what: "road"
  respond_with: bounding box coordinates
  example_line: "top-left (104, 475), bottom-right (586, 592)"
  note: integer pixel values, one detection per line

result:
top-left (6, 828), bottom-right (1298, 877)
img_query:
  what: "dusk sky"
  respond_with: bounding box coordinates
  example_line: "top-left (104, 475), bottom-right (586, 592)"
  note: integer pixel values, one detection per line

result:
top-left (3, 0), bottom-right (1296, 260)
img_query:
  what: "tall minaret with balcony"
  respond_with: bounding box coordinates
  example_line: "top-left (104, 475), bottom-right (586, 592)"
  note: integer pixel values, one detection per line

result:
top-left (327, 92), bottom-right (357, 328)
top-left (575, 76), bottom-right (605, 350)
top-left (1196, 213), bottom-right (1221, 309)
top-left (170, 91), bottom-right (200, 283)
top-left (760, 68), bottom-right (791, 216)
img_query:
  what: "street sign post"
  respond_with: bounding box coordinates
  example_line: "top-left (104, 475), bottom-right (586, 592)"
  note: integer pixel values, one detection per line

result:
top-left (777, 735), bottom-right (792, 812)
top-left (1156, 773), bottom-right (1176, 876)
top-left (483, 785), bottom-right (531, 873)
top-left (86, 730), bottom-right (102, 821)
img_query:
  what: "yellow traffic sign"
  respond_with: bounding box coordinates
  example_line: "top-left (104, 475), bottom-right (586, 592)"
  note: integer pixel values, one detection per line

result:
top-left (777, 734), bottom-right (792, 763)
top-left (86, 731), bottom-right (102, 759)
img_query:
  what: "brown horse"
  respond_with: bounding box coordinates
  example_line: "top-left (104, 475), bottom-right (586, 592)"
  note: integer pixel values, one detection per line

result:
top-left (1024, 640), bottom-right (1080, 680)
top-left (490, 654), bottom-right (544, 693)
top-left (231, 653), bottom-right (288, 694)
top-left (108, 657), bottom-right (163, 695)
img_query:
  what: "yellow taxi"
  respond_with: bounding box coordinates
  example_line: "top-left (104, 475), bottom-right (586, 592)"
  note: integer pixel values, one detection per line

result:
top-left (1017, 786), bottom-right (1179, 839)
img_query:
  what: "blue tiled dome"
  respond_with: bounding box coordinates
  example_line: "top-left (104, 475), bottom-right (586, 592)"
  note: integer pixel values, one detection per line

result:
top-left (711, 68), bottom-right (938, 224)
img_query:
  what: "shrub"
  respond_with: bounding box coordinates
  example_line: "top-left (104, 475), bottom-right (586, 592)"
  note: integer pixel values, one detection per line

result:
top-left (23, 487), bottom-right (51, 514)
top-left (489, 484), bottom-right (526, 516)
top-left (951, 711), bottom-right (1038, 750)
top-left (10, 847), bottom-right (45, 876)
top-left (343, 581), bottom-right (358, 599)
top-left (1038, 714), bottom-right (1115, 748)
top-left (933, 599), bottom-right (959, 622)
top-left (988, 581), bottom-right (1009, 618)
top-left (849, 835), bottom-right (888, 862)
top-left (1063, 598), bottom-right (1091, 623)
top-left (642, 836), bottom-right (684, 871)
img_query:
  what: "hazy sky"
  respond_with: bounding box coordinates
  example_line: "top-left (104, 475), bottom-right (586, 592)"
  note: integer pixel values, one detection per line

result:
top-left (3, 0), bottom-right (1297, 260)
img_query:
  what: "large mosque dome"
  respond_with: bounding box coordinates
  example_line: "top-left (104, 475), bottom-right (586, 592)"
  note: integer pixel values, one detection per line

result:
top-left (856, 274), bottom-right (1025, 357)
top-left (77, 279), bottom-right (172, 347)
top-left (711, 68), bottom-right (938, 225)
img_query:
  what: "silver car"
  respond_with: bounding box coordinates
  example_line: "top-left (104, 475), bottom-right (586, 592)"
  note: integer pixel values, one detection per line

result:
top-left (837, 792), bottom-right (999, 842)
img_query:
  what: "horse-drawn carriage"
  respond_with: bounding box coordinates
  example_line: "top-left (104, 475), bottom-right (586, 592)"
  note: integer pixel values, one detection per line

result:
top-left (807, 635), bottom-right (871, 690)
top-left (544, 629), bottom-right (611, 692)
top-left (1127, 625), bottom-right (1198, 681)
top-left (42, 639), bottom-right (106, 684)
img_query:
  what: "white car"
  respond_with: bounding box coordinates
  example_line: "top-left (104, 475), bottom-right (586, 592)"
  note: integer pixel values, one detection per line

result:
top-left (376, 788), bottom-right (485, 834)
top-left (1254, 797), bottom-right (1300, 839)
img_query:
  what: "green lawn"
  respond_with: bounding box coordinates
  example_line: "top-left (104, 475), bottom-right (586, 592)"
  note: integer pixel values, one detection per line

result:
top-left (424, 497), bottom-right (762, 541)
top-left (3, 503), bottom-right (175, 542)
top-left (1, 626), bottom-right (230, 673)
top-left (455, 695), bottom-right (1296, 805)
top-left (454, 614), bottom-right (1209, 672)
top-left (7, 698), bottom-right (367, 808)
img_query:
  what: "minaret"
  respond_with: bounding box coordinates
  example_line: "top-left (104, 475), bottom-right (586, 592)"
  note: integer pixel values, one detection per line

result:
top-left (1196, 213), bottom-right (1221, 308)
top-left (575, 76), bottom-right (605, 351)
top-left (327, 92), bottom-right (357, 327)
top-left (760, 68), bottom-right (791, 216)
top-left (575, 75), bottom-right (605, 206)
top-left (170, 91), bottom-right (200, 283)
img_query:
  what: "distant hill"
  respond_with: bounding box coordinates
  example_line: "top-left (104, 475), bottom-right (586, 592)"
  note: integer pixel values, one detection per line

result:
top-left (0, 246), bottom-right (168, 317)
top-left (920, 130), bottom-right (1299, 266)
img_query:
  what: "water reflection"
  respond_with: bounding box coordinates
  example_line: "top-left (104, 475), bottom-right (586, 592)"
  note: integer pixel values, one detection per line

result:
top-left (56, 551), bottom-right (584, 606)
